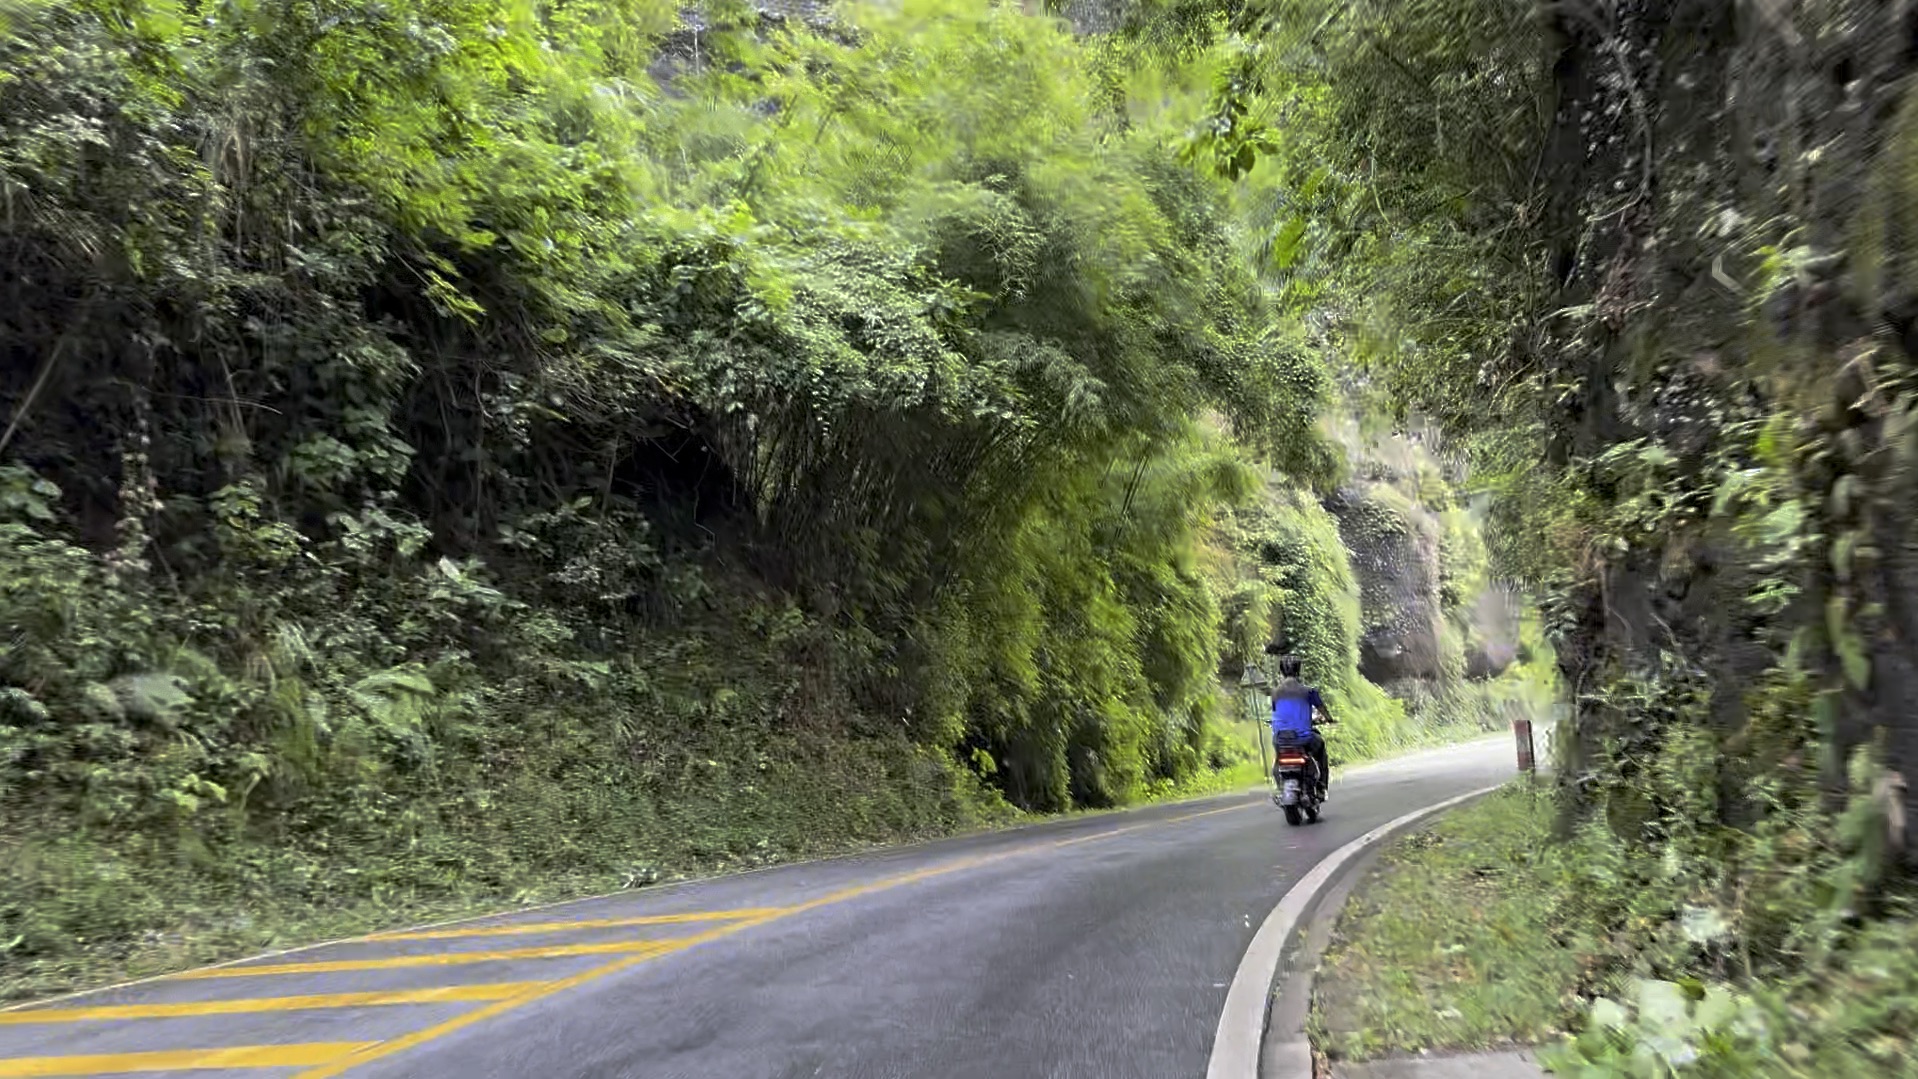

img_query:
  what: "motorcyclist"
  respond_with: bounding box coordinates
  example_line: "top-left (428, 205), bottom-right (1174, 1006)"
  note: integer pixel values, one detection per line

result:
top-left (1266, 651), bottom-right (1333, 798)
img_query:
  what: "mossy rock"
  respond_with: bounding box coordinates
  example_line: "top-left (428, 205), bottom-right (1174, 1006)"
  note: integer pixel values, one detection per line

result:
top-left (1326, 485), bottom-right (1445, 682)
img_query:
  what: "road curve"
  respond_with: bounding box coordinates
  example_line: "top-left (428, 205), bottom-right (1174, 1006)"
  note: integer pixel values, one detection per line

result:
top-left (1, 734), bottom-right (1522, 1078)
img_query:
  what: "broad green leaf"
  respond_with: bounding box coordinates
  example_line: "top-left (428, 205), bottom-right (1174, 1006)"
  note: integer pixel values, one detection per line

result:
top-left (1271, 216), bottom-right (1309, 269)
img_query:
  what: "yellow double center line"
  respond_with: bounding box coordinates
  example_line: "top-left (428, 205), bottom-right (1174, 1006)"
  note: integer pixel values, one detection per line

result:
top-left (0, 1045), bottom-right (374, 1077)
top-left (0, 985), bottom-right (546, 1026)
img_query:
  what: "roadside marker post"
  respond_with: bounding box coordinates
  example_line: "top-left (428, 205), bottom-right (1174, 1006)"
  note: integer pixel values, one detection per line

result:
top-left (1513, 717), bottom-right (1535, 774)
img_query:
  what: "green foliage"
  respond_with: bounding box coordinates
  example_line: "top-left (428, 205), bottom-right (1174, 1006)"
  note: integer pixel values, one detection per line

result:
top-left (1216, 484), bottom-right (1413, 758)
top-left (0, 0), bottom-right (1412, 996)
top-left (1542, 902), bottom-right (1918, 1077)
top-left (1313, 780), bottom-right (1595, 1061)
top-left (1545, 978), bottom-right (1772, 1078)
top-left (0, 0), bottom-right (1533, 1000)
top-left (1152, 0), bottom-right (1918, 1070)
top-left (1321, 776), bottom-right (1918, 1076)
top-left (936, 426), bottom-right (1264, 809)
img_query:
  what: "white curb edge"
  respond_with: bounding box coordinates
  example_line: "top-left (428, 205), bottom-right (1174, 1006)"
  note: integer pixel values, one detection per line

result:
top-left (1205, 781), bottom-right (1507, 1079)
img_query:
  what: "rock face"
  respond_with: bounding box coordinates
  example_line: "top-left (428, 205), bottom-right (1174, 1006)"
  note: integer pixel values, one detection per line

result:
top-left (1462, 587), bottom-right (1520, 682)
top-left (1319, 429), bottom-right (1516, 693)
top-left (1521, 0), bottom-right (1918, 836)
top-left (1324, 484), bottom-right (1446, 684)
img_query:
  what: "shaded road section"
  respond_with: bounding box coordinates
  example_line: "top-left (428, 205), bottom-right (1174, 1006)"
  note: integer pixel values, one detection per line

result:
top-left (1, 734), bottom-right (1523, 1078)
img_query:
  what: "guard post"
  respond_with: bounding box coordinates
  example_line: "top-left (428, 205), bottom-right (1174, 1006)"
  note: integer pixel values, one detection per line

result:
top-left (1513, 717), bottom-right (1536, 774)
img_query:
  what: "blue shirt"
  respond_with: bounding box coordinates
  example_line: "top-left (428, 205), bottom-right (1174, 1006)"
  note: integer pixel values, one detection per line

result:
top-left (1270, 680), bottom-right (1325, 737)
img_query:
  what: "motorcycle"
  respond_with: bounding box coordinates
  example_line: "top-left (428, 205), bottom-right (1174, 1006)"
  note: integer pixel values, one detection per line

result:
top-left (1271, 730), bottom-right (1322, 826)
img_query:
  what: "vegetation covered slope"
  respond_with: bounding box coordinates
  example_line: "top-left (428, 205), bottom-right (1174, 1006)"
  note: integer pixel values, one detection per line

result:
top-left (1159, 0), bottom-right (1918, 1070)
top-left (0, 0), bottom-right (1535, 998)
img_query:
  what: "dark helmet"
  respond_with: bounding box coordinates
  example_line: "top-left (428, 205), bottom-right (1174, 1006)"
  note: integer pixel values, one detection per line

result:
top-left (1277, 654), bottom-right (1303, 678)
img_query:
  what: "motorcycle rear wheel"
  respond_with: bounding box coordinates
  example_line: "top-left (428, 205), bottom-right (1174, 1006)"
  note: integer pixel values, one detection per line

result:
top-left (1282, 805), bottom-right (1303, 826)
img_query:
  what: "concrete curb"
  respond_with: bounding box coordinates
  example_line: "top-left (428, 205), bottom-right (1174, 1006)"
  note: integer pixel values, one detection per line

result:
top-left (1204, 782), bottom-right (1507, 1079)
top-left (1261, 833), bottom-right (1390, 1079)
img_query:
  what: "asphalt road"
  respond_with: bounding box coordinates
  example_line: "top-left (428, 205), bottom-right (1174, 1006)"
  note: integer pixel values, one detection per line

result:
top-left (1, 733), bottom-right (1523, 1079)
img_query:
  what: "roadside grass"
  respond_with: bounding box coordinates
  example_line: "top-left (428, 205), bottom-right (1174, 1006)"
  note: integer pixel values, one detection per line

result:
top-left (1310, 777), bottom-right (1598, 1062)
top-left (1306, 775), bottom-right (1918, 1077)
